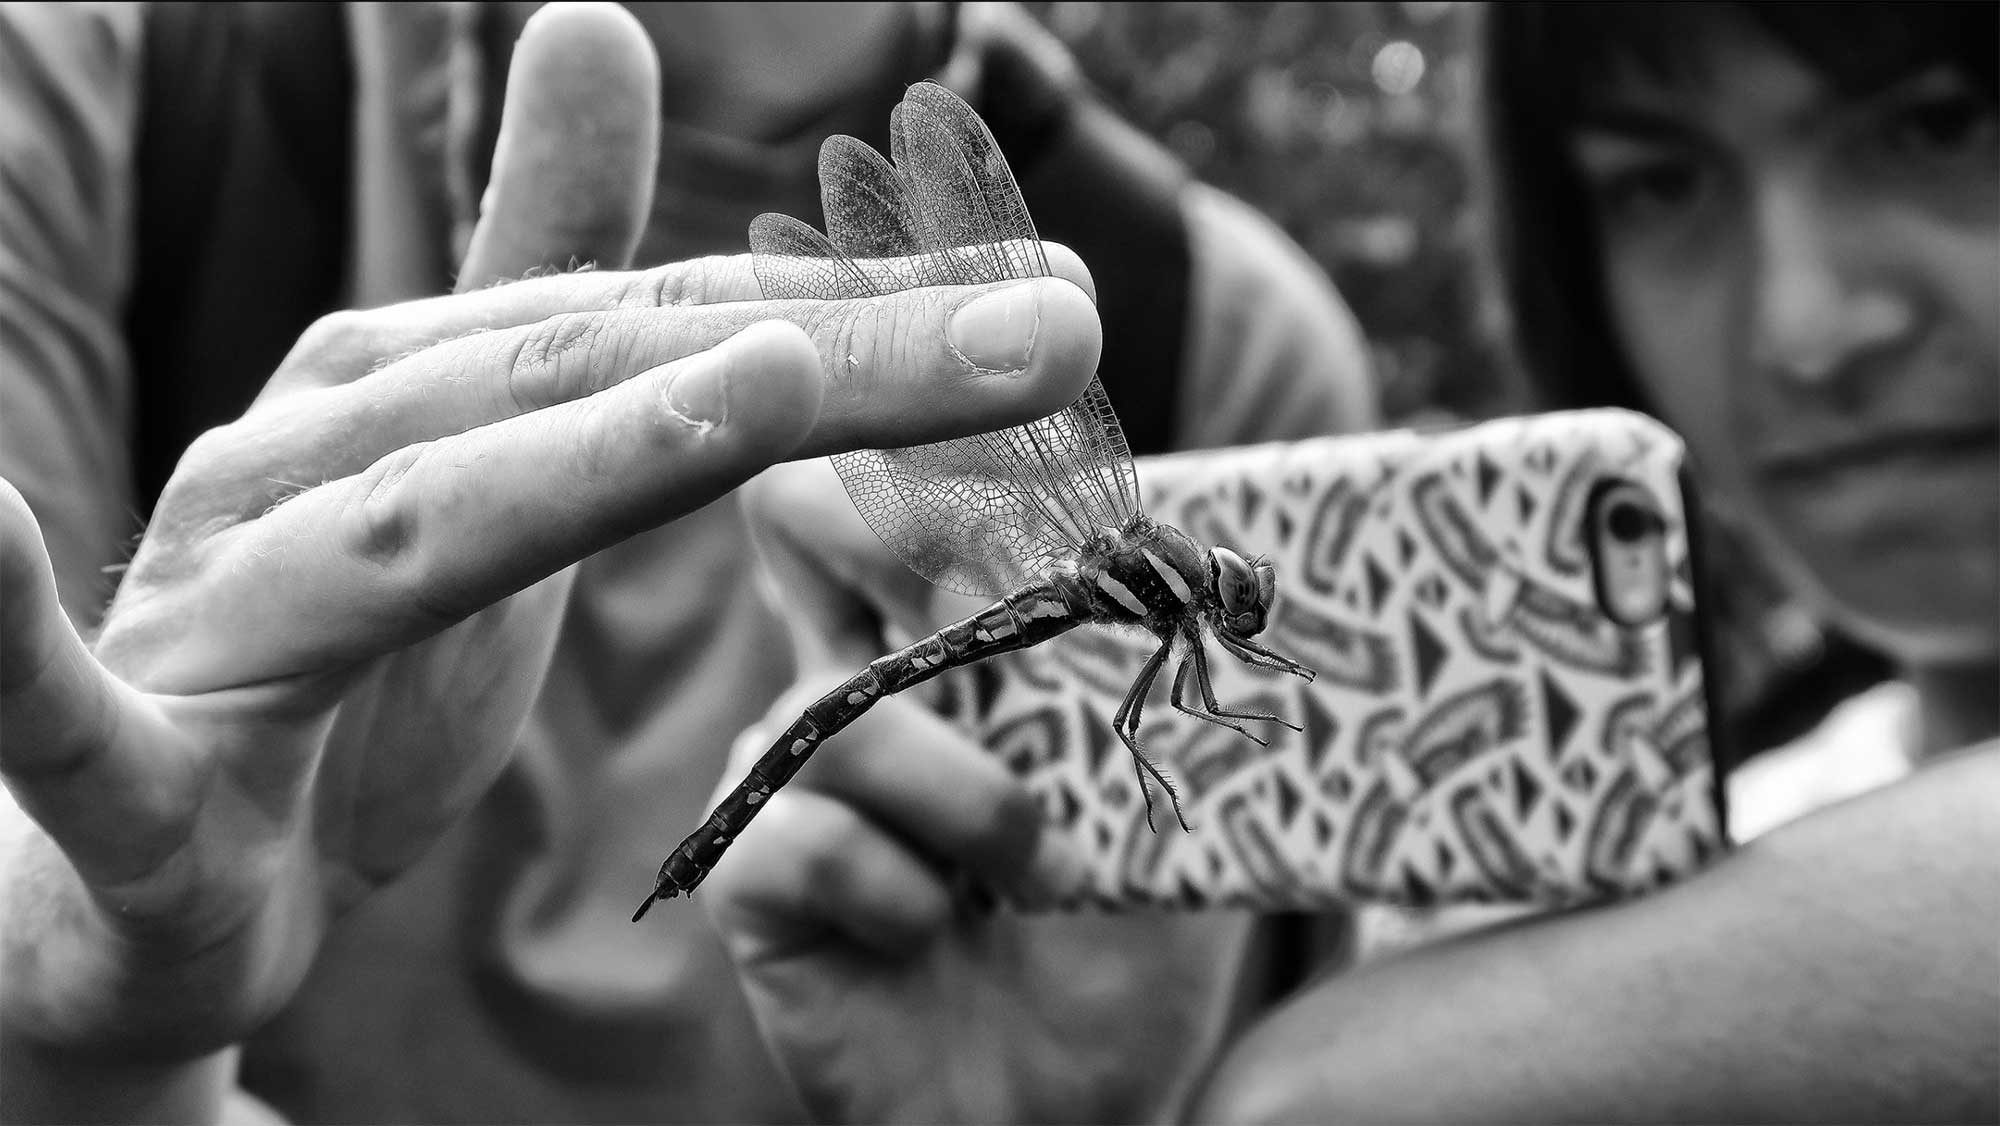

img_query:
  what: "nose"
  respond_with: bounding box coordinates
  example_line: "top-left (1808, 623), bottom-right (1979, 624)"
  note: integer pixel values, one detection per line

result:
top-left (1748, 181), bottom-right (1916, 386)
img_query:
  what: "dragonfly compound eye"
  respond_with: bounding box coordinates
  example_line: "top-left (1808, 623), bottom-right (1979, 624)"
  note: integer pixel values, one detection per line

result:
top-left (1211, 547), bottom-right (1269, 636)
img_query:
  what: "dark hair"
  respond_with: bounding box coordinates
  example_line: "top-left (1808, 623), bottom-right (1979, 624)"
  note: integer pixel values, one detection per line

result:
top-left (1473, 1), bottom-right (1999, 414)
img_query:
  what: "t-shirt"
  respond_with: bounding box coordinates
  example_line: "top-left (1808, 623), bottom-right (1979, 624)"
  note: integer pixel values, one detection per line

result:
top-left (0, 4), bottom-right (1376, 1122)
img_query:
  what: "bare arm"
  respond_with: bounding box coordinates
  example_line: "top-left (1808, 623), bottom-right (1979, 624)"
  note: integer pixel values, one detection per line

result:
top-left (1191, 743), bottom-right (2000, 1123)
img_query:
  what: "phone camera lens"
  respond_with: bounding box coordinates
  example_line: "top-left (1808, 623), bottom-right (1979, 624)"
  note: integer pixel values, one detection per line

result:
top-left (1604, 500), bottom-right (1660, 544)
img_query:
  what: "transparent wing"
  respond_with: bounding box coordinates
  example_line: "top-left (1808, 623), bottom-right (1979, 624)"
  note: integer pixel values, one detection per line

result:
top-left (750, 82), bottom-right (1141, 597)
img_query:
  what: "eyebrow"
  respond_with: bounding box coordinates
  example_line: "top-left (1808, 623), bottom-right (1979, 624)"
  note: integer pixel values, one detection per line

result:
top-left (1568, 106), bottom-right (1705, 146)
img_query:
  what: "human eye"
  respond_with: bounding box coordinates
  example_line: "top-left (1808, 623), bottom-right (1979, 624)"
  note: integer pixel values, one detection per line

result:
top-left (1571, 136), bottom-right (1719, 237)
top-left (1862, 70), bottom-right (1998, 176)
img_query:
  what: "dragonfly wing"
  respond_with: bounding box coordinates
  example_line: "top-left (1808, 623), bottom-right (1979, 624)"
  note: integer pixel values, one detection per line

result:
top-left (748, 82), bottom-right (1140, 598)
top-left (746, 212), bottom-right (875, 298)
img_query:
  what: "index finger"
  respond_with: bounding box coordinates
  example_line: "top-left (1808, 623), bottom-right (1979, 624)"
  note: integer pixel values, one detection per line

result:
top-left (265, 243), bottom-right (1097, 396)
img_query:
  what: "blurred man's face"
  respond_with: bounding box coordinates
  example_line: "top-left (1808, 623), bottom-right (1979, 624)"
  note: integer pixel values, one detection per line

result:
top-left (1567, 13), bottom-right (2000, 664)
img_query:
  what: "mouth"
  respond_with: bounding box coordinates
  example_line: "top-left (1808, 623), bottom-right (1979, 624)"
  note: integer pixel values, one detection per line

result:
top-left (1759, 421), bottom-right (2000, 481)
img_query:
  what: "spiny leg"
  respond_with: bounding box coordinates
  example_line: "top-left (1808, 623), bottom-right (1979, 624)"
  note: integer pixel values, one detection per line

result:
top-left (1217, 630), bottom-right (1317, 681)
top-left (1109, 640), bottom-right (1170, 831)
top-left (1191, 632), bottom-right (1304, 733)
top-left (1169, 656), bottom-right (1268, 746)
top-left (1116, 721), bottom-right (1192, 834)
top-left (1113, 639), bottom-right (1190, 832)
top-left (1110, 639), bottom-right (1170, 738)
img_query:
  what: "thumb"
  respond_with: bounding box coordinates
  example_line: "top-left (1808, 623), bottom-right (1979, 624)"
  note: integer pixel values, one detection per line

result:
top-left (456, 1), bottom-right (661, 293)
top-left (0, 479), bottom-right (188, 886)
top-left (1, 479), bottom-right (121, 774)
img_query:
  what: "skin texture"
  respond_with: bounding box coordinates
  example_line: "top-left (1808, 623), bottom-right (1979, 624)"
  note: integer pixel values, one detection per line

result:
top-left (702, 12), bottom-right (2000, 1124)
top-left (0, 5), bottom-right (1100, 1122)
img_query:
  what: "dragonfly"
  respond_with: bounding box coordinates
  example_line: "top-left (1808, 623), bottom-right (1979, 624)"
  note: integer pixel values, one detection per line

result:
top-left (633, 82), bottom-right (1314, 922)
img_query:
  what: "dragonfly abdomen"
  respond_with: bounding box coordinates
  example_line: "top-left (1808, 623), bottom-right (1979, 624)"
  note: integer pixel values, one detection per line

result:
top-left (633, 581), bottom-right (1097, 918)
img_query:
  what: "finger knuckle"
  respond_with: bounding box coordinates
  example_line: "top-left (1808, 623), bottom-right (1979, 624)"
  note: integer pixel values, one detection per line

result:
top-left (171, 422), bottom-right (241, 480)
top-left (344, 444), bottom-right (475, 628)
top-left (823, 298), bottom-right (896, 390)
top-left (155, 422), bottom-right (267, 533)
top-left (284, 309), bottom-right (378, 372)
top-left (345, 442), bottom-right (431, 575)
top-left (625, 255), bottom-right (726, 308)
top-left (506, 311), bottom-right (613, 412)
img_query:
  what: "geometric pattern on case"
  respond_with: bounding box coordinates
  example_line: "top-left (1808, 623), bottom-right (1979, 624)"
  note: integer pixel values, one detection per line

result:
top-left (936, 410), bottom-right (1728, 910)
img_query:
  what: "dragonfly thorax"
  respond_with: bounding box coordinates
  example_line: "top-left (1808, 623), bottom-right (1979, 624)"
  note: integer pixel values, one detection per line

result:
top-left (1073, 521), bottom-right (1277, 644)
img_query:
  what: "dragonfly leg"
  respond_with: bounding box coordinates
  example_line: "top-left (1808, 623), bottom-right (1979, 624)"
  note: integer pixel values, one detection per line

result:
top-left (1111, 639), bottom-right (1169, 831)
top-left (1217, 630), bottom-right (1317, 682)
top-left (1112, 638), bottom-right (1191, 832)
top-left (1190, 633), bottom-right (1304, 734)
top-left (1168, 654), bottom-right (1268, 746)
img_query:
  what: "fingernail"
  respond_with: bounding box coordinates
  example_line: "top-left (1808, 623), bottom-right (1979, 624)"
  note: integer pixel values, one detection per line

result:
top-left (661, 354), bottom-right (730, 431)
top-left (946, 283), bottom-right (1041, 373)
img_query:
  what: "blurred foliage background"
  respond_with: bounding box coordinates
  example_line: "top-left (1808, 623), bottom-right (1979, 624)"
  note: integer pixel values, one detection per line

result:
top-left (1019, 1), bottom-right (1509, 425)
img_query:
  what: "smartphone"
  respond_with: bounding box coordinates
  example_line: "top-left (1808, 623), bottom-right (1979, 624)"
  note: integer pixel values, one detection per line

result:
top-left (931, 409), bottom-right (1730, 911)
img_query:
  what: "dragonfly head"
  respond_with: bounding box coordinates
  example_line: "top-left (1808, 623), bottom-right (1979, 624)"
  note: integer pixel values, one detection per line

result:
top-left (1210, 546), bottom-right (1278, 638)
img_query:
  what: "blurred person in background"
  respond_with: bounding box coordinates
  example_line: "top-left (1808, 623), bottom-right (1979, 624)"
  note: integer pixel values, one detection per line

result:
top-left (702, 2), bottom-right (2000, 1121)
top-left (0, 2), bottom-right (1374, 1123)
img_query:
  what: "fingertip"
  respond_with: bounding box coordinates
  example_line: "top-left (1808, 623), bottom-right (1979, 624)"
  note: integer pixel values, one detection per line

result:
top-left (0, 479), bottom-right (56, 674)
top-left (654, 321), bottom-right (821, 452)
top-left (728, 317), bottom-right (821, 375)
top-left (1020, 277), bottom-right (1103, 417)
top-left (0, 476), bottom-right (127, 788)
top-left (0, 475), bottom-right (46, 583)
top-left (711, 320), bottom-right (824, 452)
top-left (515, 1), bottom-right (658, 86)
top-left (1040, 241), bottom-right (1099, 305)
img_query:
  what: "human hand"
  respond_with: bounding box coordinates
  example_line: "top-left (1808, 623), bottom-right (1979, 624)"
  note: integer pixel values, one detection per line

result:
top-left (700, 458), bottom-right (1260, 1124)
top-left (0, 0), bottom-right (1100, 1087)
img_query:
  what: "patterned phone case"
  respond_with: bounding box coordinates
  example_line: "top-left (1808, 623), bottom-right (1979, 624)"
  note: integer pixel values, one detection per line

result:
top-left (935, 410), bottom-right (1729, 910)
